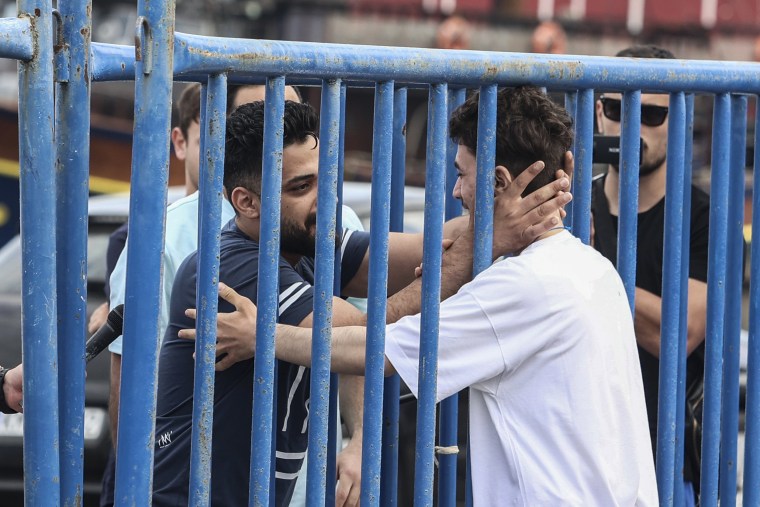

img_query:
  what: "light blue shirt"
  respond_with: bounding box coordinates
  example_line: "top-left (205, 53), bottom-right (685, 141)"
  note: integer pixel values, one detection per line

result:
top-left (108, 191), bottom-right (236, 354)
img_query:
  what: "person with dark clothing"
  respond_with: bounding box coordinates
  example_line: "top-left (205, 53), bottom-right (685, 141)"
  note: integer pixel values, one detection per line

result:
top-left (152, 221), bottom-right (369, 505)
top-left (591, 44), bottom-right (709, 505)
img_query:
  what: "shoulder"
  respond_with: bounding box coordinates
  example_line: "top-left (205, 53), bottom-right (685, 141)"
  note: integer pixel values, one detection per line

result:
top-left (166, 191), bottom-right (200, 214)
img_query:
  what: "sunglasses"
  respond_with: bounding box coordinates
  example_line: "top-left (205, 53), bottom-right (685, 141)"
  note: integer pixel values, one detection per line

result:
top-left (600, 97), bottom-right (669, 127)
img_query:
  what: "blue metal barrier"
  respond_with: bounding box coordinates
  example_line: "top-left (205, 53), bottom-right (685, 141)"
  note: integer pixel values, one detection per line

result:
top-left (4, 2), bottom-right (760, 505)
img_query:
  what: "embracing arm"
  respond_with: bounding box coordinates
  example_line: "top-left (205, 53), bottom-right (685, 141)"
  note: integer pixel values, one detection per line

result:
top-left (634, 279), bottom-right (708, 357)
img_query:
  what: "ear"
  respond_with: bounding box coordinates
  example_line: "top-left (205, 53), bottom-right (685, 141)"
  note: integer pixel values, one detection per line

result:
top-left (595, 100), bottom-right (604, 134)
top-left (494, 165), bottom-right (512, 195)
top-left (171, 127), bottom-right (187, 161)
top-left (230, 187), bottom-right (260, 220)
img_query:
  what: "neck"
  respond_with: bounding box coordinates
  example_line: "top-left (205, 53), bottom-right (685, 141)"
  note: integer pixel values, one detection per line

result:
top-left (604, 163), bottom-right (666, 216)
top-left (512, 219), bottom-right (564, 256)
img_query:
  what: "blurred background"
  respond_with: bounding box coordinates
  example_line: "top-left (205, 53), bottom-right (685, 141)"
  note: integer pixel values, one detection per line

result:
top-left (0, 0), bottom-right (759, 247)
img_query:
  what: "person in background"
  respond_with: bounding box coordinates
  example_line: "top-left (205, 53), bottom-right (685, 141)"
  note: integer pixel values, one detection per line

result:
top-left (592, 44), bottom-right (709, 505)
top-left (530, 20), bottom-right (567, 55)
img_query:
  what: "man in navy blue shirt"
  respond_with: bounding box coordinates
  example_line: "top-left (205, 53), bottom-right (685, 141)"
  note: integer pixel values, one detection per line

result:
top-left (152, 100), bottom-right (378, 506)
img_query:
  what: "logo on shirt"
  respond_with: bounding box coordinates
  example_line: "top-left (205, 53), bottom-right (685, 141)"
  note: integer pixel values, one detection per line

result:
top-left (157, 430), bottom-right (173, 449)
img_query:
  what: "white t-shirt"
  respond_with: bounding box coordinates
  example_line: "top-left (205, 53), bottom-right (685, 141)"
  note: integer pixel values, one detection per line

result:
top-left (385, 231), bottom-right (658, 506)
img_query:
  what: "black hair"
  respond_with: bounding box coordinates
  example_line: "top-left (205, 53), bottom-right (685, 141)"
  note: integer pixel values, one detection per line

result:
top-left (616, 45), bottom-right (676, 59)
top-left (449, 86), bottom-right (573, 197)
top-left (224, 100), bottom-right (318, 212)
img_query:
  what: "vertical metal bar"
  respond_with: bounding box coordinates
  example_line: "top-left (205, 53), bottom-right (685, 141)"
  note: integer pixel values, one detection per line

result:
top-left (656, 91), bottom-right (687, 507)
top-left (115, 1), bottom-right (175, 503)
top-left (360, 80), bottom-right (394, 507)
top-left (305, 78), bottom-right (341, 505)
top-left (743, 95), bottom-right (760, 507)
top-left (249, 76), bottom-right (285, 507)
top-left (564, 90), bottom-right (578, 230)
top-left (617, 90), bottom-right (641, 311)
top-left (413, 82), bottom-right (448, 507)
top-left (437, 86), bottom-right (466, 507)
top-left (573, 89), bottom-right (594, 245)
top-left (54, 0), bottom-right (91, 504)
top-left (189, 73), bottom-right (227, 507)
top-left (18, 1), bottom-right (59, 504)
top-left (379, 84), bottom-right (407, 507)
top-left (445, 88), bottom-right (466, 220)
top-left (673, 93), bottom-right (695, 507)
top-left (719, 94), bottom-right (747, 506)
top-left (700, 92), bottom-right (732, 507)
top-left (463, 84), bottom-right (498, 507)
top-left (326, 82), bottom-right (349, 507)
top-left (473, 85), bottom-right (496, 275)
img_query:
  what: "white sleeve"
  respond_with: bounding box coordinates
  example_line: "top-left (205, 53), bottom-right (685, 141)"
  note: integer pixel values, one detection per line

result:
top-left (385, 262), bottom-right (548, 402)
top-left (107, 241), bottom-right (129, 355)
top-left (385, 289), bottom-right (504, 403)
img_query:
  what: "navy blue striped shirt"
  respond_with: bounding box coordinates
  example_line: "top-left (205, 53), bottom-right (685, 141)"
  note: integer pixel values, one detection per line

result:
top-left (152, 219), bottom-right (369, 506)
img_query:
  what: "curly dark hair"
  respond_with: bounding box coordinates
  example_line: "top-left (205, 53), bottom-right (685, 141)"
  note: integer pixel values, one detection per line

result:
top-left (616, 45), bottom-right (675, 59)
top-left (449, 86), bottom-right (574, 197)
top-left (224, 100), bottom-right (318, 212)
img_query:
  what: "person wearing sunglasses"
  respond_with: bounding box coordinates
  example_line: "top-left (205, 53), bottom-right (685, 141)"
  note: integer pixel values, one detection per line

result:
top-left (591, 45), bottom-right (710, 507)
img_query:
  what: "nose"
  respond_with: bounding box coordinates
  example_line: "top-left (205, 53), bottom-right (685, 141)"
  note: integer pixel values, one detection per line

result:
top-left (452, 177), bottom-right (462, 199)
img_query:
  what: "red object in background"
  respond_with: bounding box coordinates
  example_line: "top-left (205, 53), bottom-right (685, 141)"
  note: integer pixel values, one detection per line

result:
top-left (350, 0), bottom-right (493, 16)
top-left (584, 0), bottom-right (628, 26)
top-left (644, 0), bottom-right (701, 29)
top-left (714, 0), bottom-right (760, 29)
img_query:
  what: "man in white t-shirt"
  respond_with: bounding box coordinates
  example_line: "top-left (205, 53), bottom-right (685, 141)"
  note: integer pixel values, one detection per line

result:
top-left (201, 86), bottom-right (658, 505)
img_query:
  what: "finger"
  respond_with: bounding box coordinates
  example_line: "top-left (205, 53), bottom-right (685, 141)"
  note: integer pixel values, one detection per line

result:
top-left (522, 195), bottom-right (574, 240)
top-left (505, 160), bottom-right (545, 198)
top-left (441, 238), bottom-right (455, 250)
top-left (185, 308), bottom-right (197, 321)
top-left (414, 266), bottom-right (422, 278)
top-left (524, 192), bottom-right (572, 225)
top-left (178, 328), bottom-right (197, 340)
top-left (217, 282), bottom-right (245, 309)
top-left (335, 479), bottom-right (350, 507)
top-left (563, 150), bottom-right (575, 175)
top-left (520, 176), bottom-right (570, 214)
top-left (345, 482), bottom-right (360, 507)
top-left (215, 353), bottom-right (235, 372)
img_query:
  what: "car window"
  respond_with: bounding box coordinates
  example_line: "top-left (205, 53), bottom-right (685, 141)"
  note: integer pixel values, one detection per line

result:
top-left (0, 227), bottom-right (113, 296)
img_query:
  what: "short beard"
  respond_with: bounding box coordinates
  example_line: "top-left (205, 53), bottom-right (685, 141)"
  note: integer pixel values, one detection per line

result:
top-left (610, 145), bottom-right (666, 177)
top-left (280, 214), bottom-right (316, 258)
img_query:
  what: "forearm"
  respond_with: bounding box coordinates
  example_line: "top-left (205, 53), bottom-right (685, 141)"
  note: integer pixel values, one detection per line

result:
top-left (634, 282), bottom-right (707, 357)
top-left (633, 287), bottom-right (664, 357)
top-left (275, 325), bottom-right (369, 376)
top-left (109, 353), bottom-right (121, 448)
top-left (385, 226), bottom-right (474, 324)
top-left (338, 375), bottom-right (364, 439)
